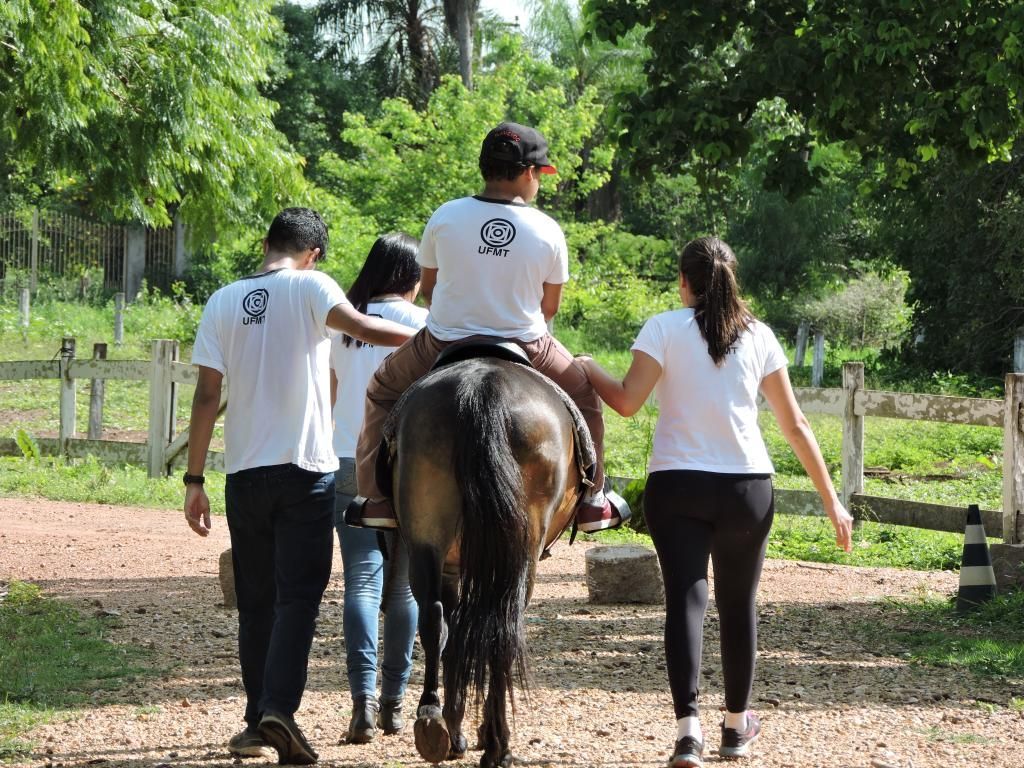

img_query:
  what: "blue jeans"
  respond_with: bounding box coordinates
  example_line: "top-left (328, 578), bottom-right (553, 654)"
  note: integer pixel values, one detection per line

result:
top-left (225, 463), bottom-right (335, 728)
top-left (334, 458), bottom-right (418, 703)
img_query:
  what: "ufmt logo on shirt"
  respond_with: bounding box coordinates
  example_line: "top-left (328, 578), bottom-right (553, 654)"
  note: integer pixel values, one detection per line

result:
top-left (242, 288), bottom-right (268, 326)
top-left (479, 218), bottom-right (516, 257)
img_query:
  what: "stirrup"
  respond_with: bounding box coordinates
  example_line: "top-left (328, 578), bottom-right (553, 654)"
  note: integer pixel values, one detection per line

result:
top-left (344, 495), bottom-right (398, 529)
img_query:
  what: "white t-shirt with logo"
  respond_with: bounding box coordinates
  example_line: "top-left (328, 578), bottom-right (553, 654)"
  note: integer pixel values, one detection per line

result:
top-left (330, 298), bottom-right (428, 458)
top-left (631, 308), bottom-right (789, 475)
top-left (191, 268), bottom-right (349, 475)
top-left (418, 196), bottom-right (570, 342)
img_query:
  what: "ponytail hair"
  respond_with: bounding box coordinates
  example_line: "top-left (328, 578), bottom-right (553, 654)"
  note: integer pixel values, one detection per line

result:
top-left (343, 232), bottom-right (421, 348)
top-left (679, 236), bottom-right (754, 366)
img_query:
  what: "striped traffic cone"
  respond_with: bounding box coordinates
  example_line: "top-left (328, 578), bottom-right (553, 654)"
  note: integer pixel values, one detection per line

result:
top-left (956, 504), bottom-right (996, 613)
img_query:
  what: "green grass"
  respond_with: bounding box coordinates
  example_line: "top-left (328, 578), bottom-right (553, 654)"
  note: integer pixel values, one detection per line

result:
top-left (0, 581), bottom-right (153, 759)
top-left (767, 514), bottom-right (970, 570)
top-left (0, 455), bottom-right (226, 515)
top-left (870, 590), bottom-right (1024, 680)
top-left (0, 701), bottom-right (50, 762)
top-left (919, 726), bottom-right (991, 744)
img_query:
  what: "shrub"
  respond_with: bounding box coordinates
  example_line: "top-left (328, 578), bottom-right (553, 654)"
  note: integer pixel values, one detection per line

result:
top-left (799, 269), bottom-right (912, 350)
top-left (561, 222), bottom-right (678, 348)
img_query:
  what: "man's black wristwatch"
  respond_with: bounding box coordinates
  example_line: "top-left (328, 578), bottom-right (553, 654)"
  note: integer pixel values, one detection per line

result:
top-left (183, 472), bottom-right (206, 486)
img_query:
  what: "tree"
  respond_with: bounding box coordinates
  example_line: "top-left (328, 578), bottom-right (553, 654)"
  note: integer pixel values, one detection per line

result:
top-left (316, 0), bottom-right (449, 108)
top-left (875, 149), bottom-right (1024, 374)
top-left (316, 42), bottom-right (613, 233)
top-left (585, 0), bottom-right (1024, 198)
top-left (0, 0), bottom-right (304, 234)
top-left (442, 0), bottom-right (480, 89)
top-left (263, 2), bottom-right (387, 180)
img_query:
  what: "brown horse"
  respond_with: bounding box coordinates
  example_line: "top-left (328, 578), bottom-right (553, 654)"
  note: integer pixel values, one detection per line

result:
top-left (382, 354), bottom-right (580, 768)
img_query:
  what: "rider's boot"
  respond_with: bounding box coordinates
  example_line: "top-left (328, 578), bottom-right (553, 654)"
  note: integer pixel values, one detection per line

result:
top-left (574, 485), bottom-right (631, 533)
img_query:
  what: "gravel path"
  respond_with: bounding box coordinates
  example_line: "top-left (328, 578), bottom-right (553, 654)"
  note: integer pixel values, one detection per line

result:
top-left (1, 496), bottom-right (1022, 768)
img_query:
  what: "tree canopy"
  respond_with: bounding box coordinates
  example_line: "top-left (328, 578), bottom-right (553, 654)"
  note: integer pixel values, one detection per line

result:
top-left (585, 0), bottom-right (1024, 198)
top-left (1, 0), bottom-right (304, 233)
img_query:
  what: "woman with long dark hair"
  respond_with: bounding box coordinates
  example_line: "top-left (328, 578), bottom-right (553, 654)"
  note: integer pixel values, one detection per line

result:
top-left (330, 233), bottom-right (427, 743)
top-left (581, 236), bottom-right (853, 768)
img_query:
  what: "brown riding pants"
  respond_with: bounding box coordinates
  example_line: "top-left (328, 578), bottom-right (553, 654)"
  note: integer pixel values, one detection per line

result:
top-left (354, 328), bottom-right (606, 500)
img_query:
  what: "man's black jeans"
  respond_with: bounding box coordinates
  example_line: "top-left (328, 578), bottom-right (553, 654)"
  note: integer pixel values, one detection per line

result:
top-left (225, 463), bottom-right (335, 727)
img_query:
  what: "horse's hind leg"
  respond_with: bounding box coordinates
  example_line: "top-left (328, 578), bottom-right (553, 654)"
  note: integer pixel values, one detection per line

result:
top-left (479, 675), bottom-right (513, 768)
top-left (413, 597), bottom-right (451, 763)
top-left (409, 545), bottom-right (451, 764)
top-left (441, 570), bottom-right (468, 759)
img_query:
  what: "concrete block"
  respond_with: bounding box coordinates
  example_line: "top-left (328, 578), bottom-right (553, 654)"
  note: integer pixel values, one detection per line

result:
top-left (990, 543), bottom-right (1024, 592)
top-left (219, 548), bottom-right (236, 609)
top-left (585, 544), bottom-right (664, 605)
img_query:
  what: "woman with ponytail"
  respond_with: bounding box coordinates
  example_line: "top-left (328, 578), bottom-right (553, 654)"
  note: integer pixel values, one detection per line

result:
top-left (581, 236), bottom-right (852, 768)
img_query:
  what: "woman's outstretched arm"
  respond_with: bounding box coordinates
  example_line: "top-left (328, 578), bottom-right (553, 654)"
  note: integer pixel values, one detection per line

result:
top-left (760, 367), bottom-right (854, 552)
top-left (580, 351), bottom-right (662, 417)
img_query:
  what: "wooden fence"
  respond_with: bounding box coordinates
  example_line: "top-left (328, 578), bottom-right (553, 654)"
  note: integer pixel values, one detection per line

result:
top-left (0, 338), bottom-right (226, 477)
top-left (0, 343), bottom-right (1022, 544)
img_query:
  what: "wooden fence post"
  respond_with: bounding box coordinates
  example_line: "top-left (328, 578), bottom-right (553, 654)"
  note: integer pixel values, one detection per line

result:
top-left (842, 362), bottom-right (865, 510)
top-left (88, 343), bottom-right (107, 440)
top-left (1003, 373), bottom-right (1024, 544)
top-left (58, 337), bottom-right (77, 456)
top-left (811, 330), bottom-right (825, 387)
top-left (147, 339), bottom-right (178, 478)
top-left (794, 320), bottom-right (810, 366)
top-left (1014, 327), bottom-right (1024, 373)
top-left (114, 292), bottom-right (125, 346)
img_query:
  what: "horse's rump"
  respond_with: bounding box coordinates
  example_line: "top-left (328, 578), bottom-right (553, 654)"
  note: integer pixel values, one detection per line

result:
top-left (390, 357), bottom-right (579, 753)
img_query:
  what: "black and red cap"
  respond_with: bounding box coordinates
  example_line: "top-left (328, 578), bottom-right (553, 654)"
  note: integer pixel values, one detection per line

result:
top-left (479, 122), bottom-right (557, 174)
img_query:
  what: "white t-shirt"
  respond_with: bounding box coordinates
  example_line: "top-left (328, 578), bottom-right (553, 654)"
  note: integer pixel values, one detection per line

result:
top-left (418, 196), bottom-right (570, 342)
top-left (330, 298), bottom-right (428, 457)
top-left (191, 268), bottom-right (349, 474)
top-left (631, 308), bottom-right (789, 474)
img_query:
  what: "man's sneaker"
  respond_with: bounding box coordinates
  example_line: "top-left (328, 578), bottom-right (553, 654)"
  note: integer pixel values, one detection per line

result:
top-left (669, 735), bottom-right (703, 767)
top-left (575, 488), bottom-right (631, 533)
top-left (719, 711), bottom-right (760, 758)
top-left (377, 697), bottom-right (406, 734)
top-left (344, 496), bottom-right (397, 529)
top-left (346, 696), bottom-right (378, 744)
top-left (258, 711), bottom-right (319, 765)
top-left (228, 727), bottom-right (273, 758)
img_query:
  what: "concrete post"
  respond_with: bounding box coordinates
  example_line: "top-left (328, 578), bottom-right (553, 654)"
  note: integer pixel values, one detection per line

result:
top-left (124, 224), bottom-right (147, 300)
top-left (88, 343), bottom-right (108, 440)
top-left (59, 337), bottom-right (77, 454)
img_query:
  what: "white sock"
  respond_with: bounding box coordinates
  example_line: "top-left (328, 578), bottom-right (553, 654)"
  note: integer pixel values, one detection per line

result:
top-left (675, 716), bottom-right (702, 742)
top-left (723, 711), bottom-right (747, 732)
top-left (584, 487), bottom-right (607, 505)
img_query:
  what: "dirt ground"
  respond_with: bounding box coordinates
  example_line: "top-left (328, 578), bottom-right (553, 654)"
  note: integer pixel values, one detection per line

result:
top-left (1, 496), bottom-right (1022, 768)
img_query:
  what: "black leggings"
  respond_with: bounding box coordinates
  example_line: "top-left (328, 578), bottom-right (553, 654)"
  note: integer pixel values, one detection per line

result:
top-left (644, 470), bottom-right (774, 719)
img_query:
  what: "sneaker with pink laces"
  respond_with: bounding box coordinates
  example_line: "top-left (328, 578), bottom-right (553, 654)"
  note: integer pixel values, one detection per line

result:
top-left (718, 711), bottom-right (760, 758)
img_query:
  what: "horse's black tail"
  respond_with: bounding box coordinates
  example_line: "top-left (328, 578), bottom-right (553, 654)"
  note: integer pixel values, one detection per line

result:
top-left (444, 365), bottom-right (530, 718)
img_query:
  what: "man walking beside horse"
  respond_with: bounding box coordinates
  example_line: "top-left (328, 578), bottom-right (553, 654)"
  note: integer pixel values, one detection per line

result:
top-left (183, 208), bottom-right (415, 764)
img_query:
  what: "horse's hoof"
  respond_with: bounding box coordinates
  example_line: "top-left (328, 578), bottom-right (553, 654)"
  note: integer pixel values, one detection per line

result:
top-left (479, 751), bottom-right (514, 768)
top-left (415, 715), bottom-right (451, 764)
top-left (448, 731), bottom-right (468, 760)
